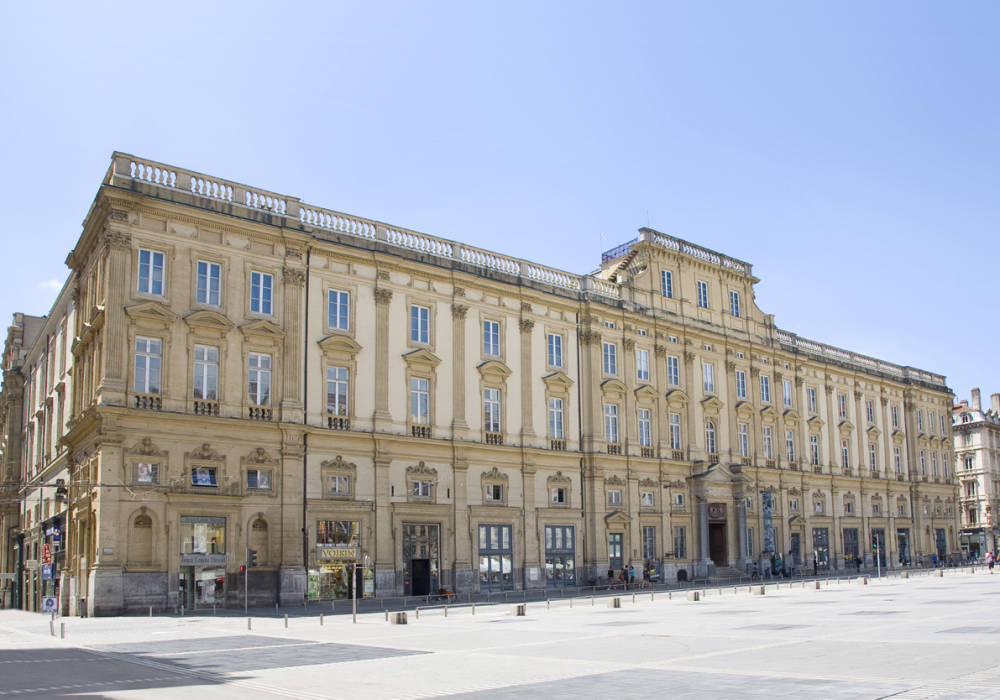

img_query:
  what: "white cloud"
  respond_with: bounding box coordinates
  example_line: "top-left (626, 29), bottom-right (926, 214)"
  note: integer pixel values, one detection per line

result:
top-left (38, 279), bottom-right (62, 292)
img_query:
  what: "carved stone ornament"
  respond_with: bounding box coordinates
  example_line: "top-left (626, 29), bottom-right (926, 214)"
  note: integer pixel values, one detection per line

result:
top-left (406, 461), bottom-right (437, 478)
top-left (668, 480), bottom-right (686, 489)
top-left (639, 477), bottom-right (658, 488)
top-left (683, 350), bottom-right (696, 364)
top-left (725, 360), bottom-right (737, 373)
top-left (654, 344), bottom-right (667, 358)
top-left (320, 455), bottom-right (357, 472)
top-left (605, 474), bottom-right (626, 486)
top-left (788, 486), bottom-right (801, 496)
top-left (521, 302), bottom-right (533, 312)
top-left (454, 287), bottom-right (466, 297)
top-left (108, 209), bottom-right (129, 222)
top-left (481, 466), bottom-right (509, 482)
top-left (750, 366), bottom-right (761, 377)
top-left (519, 318), bottom-right (535, 334)
top-left (377, 270), bottom-right (390, 281)
top-left (622, 338), bottom-right (636, 351)
top-left (580, 329), bottom-right (603, 346)
top-left (374, 287), bottom-right (394, 305)
top-left (854, 390), bottom-right (864, 401)
top-left (547, 471), bottom-right (572, 485)
top-left (451, 303), bottom-right (468, 320)
top-left (101, 230), bottom-right (132, 252)
top-left (129, 438), bottom-right (164, 456)
top-left (283, 267), bottom-right (306, 287)
top-left (244, 447), bottom-right (275, 464)
top-left (774, 370), bottom-right (783, 381)
top-left (812, 490), bottom-right (825, 499)
top-left (188, 444), bottom-right (222, 461)
top-left (795, 377), bottom-right (804, 388)
top-left (881, 397), bottom-right (889, 406)
top-left (825, 385), bottom-right (835, 395)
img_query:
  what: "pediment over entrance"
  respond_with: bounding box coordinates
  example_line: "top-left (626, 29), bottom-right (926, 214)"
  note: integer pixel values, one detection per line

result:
top-left (691, 462), bottom-right (737, 485)
top-left (604, 510), bottom-right (632, 524)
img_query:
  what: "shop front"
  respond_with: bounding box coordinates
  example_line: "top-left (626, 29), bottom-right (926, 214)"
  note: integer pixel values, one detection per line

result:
top-left (309, 520), bottom-right (372, 600)
top-left (179, 516), bottom-right (227, 609)
top-left (544, 525), bottom-right (575, 588)
top-left (402, 523), bottom-right (439, 597)
top-left (478, 524), bottom-right (513, 592)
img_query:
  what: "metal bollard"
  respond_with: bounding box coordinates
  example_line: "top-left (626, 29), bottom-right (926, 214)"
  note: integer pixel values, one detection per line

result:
top-left (591, 596), bottom-right (594, 606)
top-left (444, 606), bottom-right (448, 617)
top-left (60, 623), bottom-right (65, 639)
top-left (149, 606), bottom-right (152, 617)
top-left (632, 593), bottom-right (635, 603)
top-left (416, 608), bottom-right (419, 619)
top-left (320, 614), bottom-right (324, 626)
top-left (284, 614), bottom-right (288, 628)
top-left (214, 605), bottom-right (217, 616)
top-left (669, 591), bottom-right (672, 599)
top-left (718, 587), bottom-right (722, 595)
top-left (181, 607), bottom-right (184, 617)
top-left (472, 604), bottom-right (475, 615)
top-left (385, 611), bottom-right (389, 621)
top-left (570, 598), bottom-right (573, 608)
top-left (50, 620), bottom-right (55, 636)
top-left (651, 592), bottom-right (655, 602)
top-left (547, 600), bottom-right (550, 609)
top-left (248, 618), bottom-right (252, 630)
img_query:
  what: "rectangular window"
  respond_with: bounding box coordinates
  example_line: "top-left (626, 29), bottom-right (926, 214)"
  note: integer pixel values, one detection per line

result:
top-left (920, 450), bottom-right (926, 475)
top-left (815, 501), bottom-right (824, 514)
top-left (605, 404), bottom-right (619, 443)
top-left (661, 270), bottom-right (673, 298)
top-left (248, 353), bottom-right (271, 405)
top-left (746, 527), bottom-right (755, 557)
top-left (763, 426), bottom-right (773, 459)
top-left (964, 456), bottom-right (973, 471)
top-left (636, 349), bottom-right (649, 382)
top-left (845, 501), bottom-right (854, 514)
top-left (869, 443), bottom-right (878, 471)
top-left (486, 484), bottom-right (504, 502)
top-left (917, 409), bottom-right (923, 431)
top-left (410, 305), bottom-right (430, 344)
top-left (786, 430), bottom-right (795, 461)
top-left (247, 469), bottom-right (272, 490)
top-left (134, 337), bottom-right (162, 394)
top-left (669, 413), bottom-right (681, 450)
top-left (413, 480), bottom-right (432, 498)
top-left (842, 439), bottom-right (850, 468)
top-left (193, 345), bottom-right (218, 400)
top-left (137, 249), bottom-right (164, 296)
top-left (866, 400), bottom-right (874, 423)
top-left (811, 435), bottom-right (820, 465)
top-left (134, 462), bottom-right (159, 485)
top-left (697, 280), bottom-right (709, 308)
top-left (326, 474), bottom-right (350, 495)
top-left (929, 412), bottom-right (935, 435)
top-left (250, 271), bottom-right (273, 315)
top-left (894, 447), bottom-right (902, 473)
top-left (642, 526), bottom-right (656, 560)
top-left (605, 321), bottom-right (615, 330)
top-left (738, 423), bottom-right (749, 457)
top-left (191, 466), bottom-right (218, 487)
top-left (674, 527), bottom-right (686, 559)
top-left (483, 320), bottom-right (500, 356)
top-left (603, 343), bottom-right (617, 375)
top-left (327, 366), bottom-right (349, 416)
top-left (674, 493), bottom-right (685, 506)
top-left (180, 516), bottom-right (225, 554)
top-left (932, 451), bottom-right (938, 476)
top-left (410, 377), bottom-right (429, 424)
top-left (760, 375), bottom-right (771, 403)
top-left (838, 394), bottom-right (847, 418)
top-left (789, 499), bottom-right (799, 512)
top-left (736, 370), bottom-right (746, 399)
top-left (552, 487), bottom-right (567, 504)
top-left (196, 261), bottom-right (221, 306)
top-left (641, 491), bottom-right (655, 507)
top-left (638, 408), bottom-right (652, 447)
top-left (484, 388), bottom-right (501, 433)
top-left (549, 397), bottom-right (564, 439)
top-left (892, 405), bottom-right (899, 428)
top-left (328, 290), bottom-right (350, 330)
top-left (667, 356), bottom-right (680, 386)
top-left (608, 489), bottom-right (622, 506)
top-left (808, 388), bottom-right (817, 413)
top-left (872, 502), bottom-right (881, 515)
top-left (940, 414), bottom-right (946, 435)
top-left (547, 333), bottom-right (563, 368)
top-left (730, 290), bottom-right (740, 318)
top-left (703, 363), bottom-right (715, 393)
top-left (783, 380), bottom-right (793, 407)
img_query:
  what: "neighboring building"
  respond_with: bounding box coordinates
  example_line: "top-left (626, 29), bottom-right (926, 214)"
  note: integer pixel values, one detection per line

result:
top-left (0, 153), bottom-right (961, 615)
top-left (952, 389), bottom-right (1000, 559)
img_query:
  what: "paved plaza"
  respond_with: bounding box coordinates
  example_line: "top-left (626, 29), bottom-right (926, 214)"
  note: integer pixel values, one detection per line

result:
top-left (3, 571), bottom-right (1000, 699)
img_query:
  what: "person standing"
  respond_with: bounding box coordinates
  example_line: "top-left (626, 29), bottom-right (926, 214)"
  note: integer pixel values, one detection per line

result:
top-left (620, 567), bottom-right (628, 589)
top-left (988, 551), bottom-right (995, 574)
top-left (607, 565), bottom-right (615, 590)
top-left (629, 565), bottom-right (635, 587)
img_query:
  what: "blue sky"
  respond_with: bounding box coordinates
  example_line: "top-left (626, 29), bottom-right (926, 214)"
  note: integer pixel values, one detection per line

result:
top-left (1, 2), bottom-right (996, 402)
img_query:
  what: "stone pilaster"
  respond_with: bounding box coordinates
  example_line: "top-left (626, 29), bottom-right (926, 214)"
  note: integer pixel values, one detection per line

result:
top-left (519, 317), bottom-right (535, 441)
top-left (280, 267), bottom-right (305, 423)
top-left (96, 228), bottom-right (131, 406)
top-left (374, 444), bottom-right (395, 595)
top-left (451, 304), bottom-right (468, 437)
top-left (373, 287), bottom-right (393, 431)
top-left (278, 429), bottom-right (306, 605)
top-left (522, 458), bottom-right (542, 588)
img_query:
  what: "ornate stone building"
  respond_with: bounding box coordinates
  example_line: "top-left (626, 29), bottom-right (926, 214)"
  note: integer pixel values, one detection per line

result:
top-left (952, 389), bottom-right (1000, 558)
top-left (0, 153), bottom-right (961, 615)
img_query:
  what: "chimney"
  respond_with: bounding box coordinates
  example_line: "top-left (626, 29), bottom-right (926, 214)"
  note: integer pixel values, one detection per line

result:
top-left (992, 394), bottom-right (1000, 415)
top-left (960, 400), bottom-right (969, 408)
top-left (972, 388), bottom-right (981, 411)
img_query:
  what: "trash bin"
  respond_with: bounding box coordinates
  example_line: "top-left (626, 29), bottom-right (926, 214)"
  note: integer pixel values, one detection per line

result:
top-left (78, 598), bottom-right (87, 618)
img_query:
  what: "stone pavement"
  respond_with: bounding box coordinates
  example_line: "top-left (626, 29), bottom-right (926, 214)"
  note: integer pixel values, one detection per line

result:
top-left (2, 571), bottom-right (1000, 699)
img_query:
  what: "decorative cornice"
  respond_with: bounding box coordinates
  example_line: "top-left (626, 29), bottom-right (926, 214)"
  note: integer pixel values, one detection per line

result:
top-left (605, 474), bottom-right (626, 486)
top-left (622, 338), bottom-right (635, 351)
top-left (481, 466), bottom-right (508, 482)
top-left (243, 447), bottom-right (276, 464)
top-left (127, 438), bottom-right (165, 456)
top-left (320, 455), bottom-right (357, 472)
top-left (547, 471), bottom-right (572, 485)
top-left (683, 350), bottom-right (696, 364)
top-left (187, 444), bottom-right (223, 462)
top-left (654, 344), bottom-right (667, 358)
top-left (406, 461), bottom-right (437, 478)
top-left (101, 229), bottom-right (131, 252)
top-left (580, 329), bottom-right (603, 346)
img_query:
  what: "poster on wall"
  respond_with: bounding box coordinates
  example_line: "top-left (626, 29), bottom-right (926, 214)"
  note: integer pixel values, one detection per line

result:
top-left (41, 597), bottom-right (57, 614)
top-left (762, 492), bottom-right (775, 555)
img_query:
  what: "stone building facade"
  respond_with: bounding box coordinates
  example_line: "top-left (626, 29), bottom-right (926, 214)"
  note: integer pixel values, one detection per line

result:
top-left (952, 389), bottom-right (1000, 558)
top-left (0, 153), bottom-right (961, 615)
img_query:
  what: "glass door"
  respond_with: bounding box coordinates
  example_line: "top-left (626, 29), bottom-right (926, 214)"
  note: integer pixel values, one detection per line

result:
top-left (544, 526), bottom-right (576, 588)
top-left (478, 525), bottom-right (513, 592)
top-left (812, 528), bottom-right (829, 570)
top-left (608, 533), bottom-right (623, 571)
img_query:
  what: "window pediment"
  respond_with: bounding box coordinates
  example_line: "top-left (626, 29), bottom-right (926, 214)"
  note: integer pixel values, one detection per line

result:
top-left (666, 389), bottom-right (689, 405)
top-left (634, 385), bottom-right (659, 402)
top-left (240, 319), bottom-right (286, 340)
top-left (318, 335), bottom-right (362, 359)
top-left (126, 301), bottom-right (178, 328)
top-left (605, 474), bottom-right (626, 486)
top-left (783, 409), bottom-right (801, 423)
top-left (601, 378), bottom-right (628, 396)
top-left (736, 400), bottom-right (756, 416)
top-left (543, 371), bottom-right (574, 391)
top-left (808, 415), bottom-right (825, 430)
top-left (604, 510), bottom-right (632, 524)
top-left (866, 425), bottom-right (882, 438)
top-left (405, 348), bottom-right (442, 371)
top-left (477, 359), bottom-right (511, 379)
top-left (839, 419), bottom-right (855, 432)
top-left (760, 405), bottom-right (779, 419)
top-left (702, 396), bottom-right (724, 412)
top-left (184, 309), bottom-right (235, 333)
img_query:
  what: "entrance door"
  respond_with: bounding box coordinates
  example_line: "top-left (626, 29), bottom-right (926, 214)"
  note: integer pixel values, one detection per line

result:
top-left (411, 559), bottom-right (431, 596)
top-left (709, 523), bottom-right (727, 567)
top-left (897, 529), bottom-right (910, 565)
top-left (608, 533), bottom-right (623, 571)
top-left (843, 528), bottom-right (859, 567)
top-left (790, 533), bottom-right (801, 566)
top-left (545, 526), bottom-right (575, 588)
top-left (812, 528), bottom-right (829, 570)
top-left (479, 525), bottom-right (514, 592)
top-left (935, 529), bottom-right (947, 560)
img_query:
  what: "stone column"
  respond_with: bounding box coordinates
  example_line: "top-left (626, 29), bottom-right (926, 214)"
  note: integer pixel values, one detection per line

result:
top-left (830, 480), bottom-right (841, 570)
top-left (699, 497), bottom-right (710, 568)
top-left (684, 350), bottom-right (697, 458)
top-left (855, 389), bottom-right (866, 472)
top-left (373, 287), bottom-right (393, 432)
top-left (452, 447), bottom-right (473, 592)
top-left (280, 267), bottom-right (305, 423)
top-left (825, 383), bottom-right (837, 471)
top-left (738, 500), bottom-right (748, 565)
top-left (374, 444), bottom-right (395, 595)
top-left (654, 345), bottom-right (669, 455)
top-left (519, 318), bottom-right (536, 442)
top-left (522, 458), bottom-right (541, 588)
top-left (279, 429), bottom-right (306, 605)
top-left (96, 229), bottom-right (131, 406)
top-left (451, 303), bottom-right (468, 438)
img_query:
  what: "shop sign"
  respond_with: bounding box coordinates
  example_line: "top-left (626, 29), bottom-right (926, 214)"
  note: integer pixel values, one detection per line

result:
top-left (317, 546), bottom-right (359, 561)
top-left (41, 564), bottom-right (53, 580)
top-left (42, 545), bottom-right (52, 565)
top-left (180, 553), bottom-right (227, 566)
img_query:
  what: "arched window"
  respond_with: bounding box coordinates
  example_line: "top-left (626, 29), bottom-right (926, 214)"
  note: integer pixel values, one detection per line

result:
top-left (705, 421), bottom-right (717, 455)
top-left (130, 514), bottom-right (153, 564)
top-left (251, 518), bottom-right (269, 566)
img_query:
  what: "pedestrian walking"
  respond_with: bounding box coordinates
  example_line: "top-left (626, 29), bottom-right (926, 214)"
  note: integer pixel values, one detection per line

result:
top-left (855, 556), bottom-right (861, 573)
top-left (813, 555), bottom-right (818, 577)
top-left (988, 551), bottom-right (995, 574)
top-left (607, 565), bottom-right (615, 590)
top-left (629, 565), bottom-right (635, 586)
top-left (643, 563), bottom-right (651, 588)
top-left (620, 567), bottom-right (628, 589)
top-left (751, 562), bottom-right (759, 581)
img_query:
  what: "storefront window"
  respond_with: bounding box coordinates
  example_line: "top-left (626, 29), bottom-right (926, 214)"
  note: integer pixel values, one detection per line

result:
top-left (179, 516), bottom-right (226, 609)
top-left (545, 525), bottom-right (575, 588)
top-left (479, 524), bottom-right (513, 592)
top-left (310, 521), bottom-right (364, 601)
top-left (317, 520), bottom-right (360, 546)
top-left (180, 516), bottom-right (226, 554)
